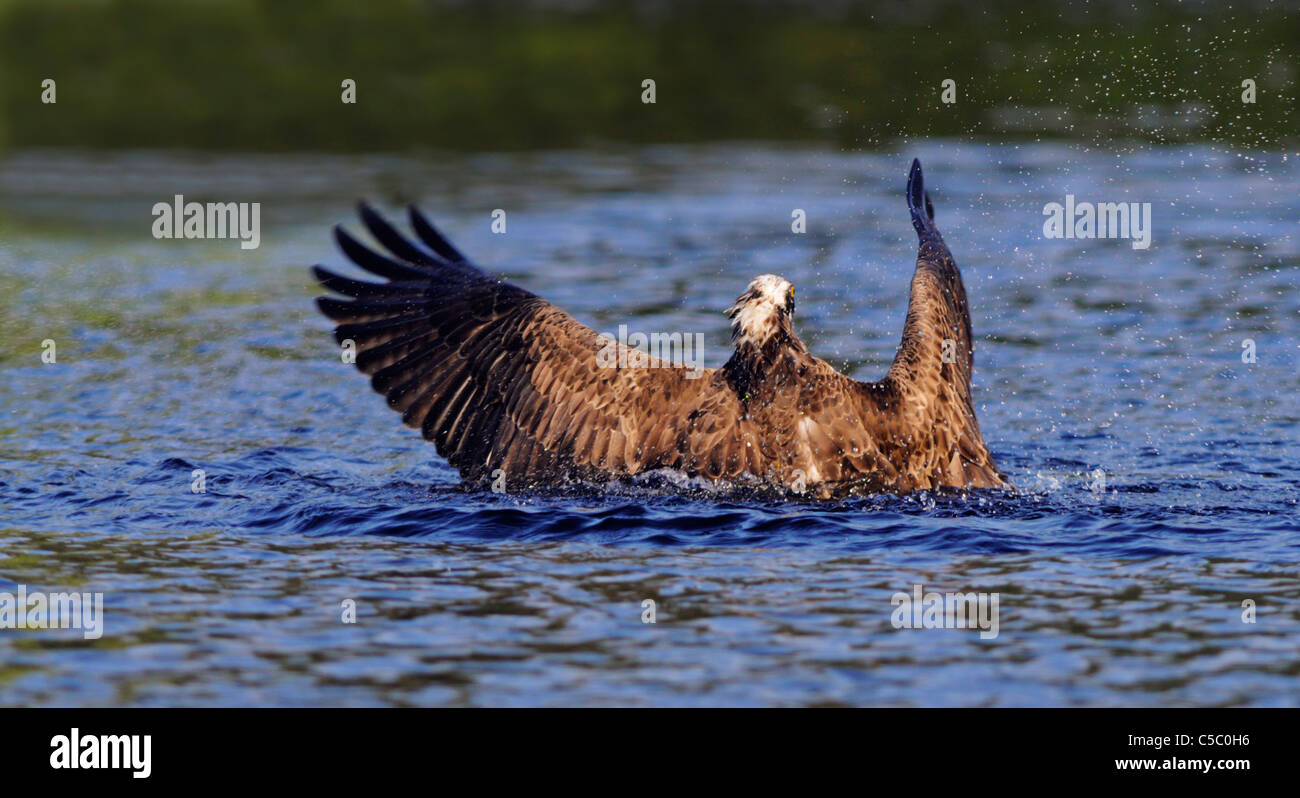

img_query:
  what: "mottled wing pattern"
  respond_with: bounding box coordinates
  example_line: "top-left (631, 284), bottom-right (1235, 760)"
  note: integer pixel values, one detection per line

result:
top-left (314, 205), bottom-right (746, 487)
top-left (721, 349), bottom-right (907, 495)
top-left (866, 159), bottom-right (1006, 489)
top-left (795, 362), bottom-right (910, 492)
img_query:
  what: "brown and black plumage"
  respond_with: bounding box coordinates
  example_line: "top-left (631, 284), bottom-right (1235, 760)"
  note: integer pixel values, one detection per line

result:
top-left (313, 159), bottom-right (1007, 497)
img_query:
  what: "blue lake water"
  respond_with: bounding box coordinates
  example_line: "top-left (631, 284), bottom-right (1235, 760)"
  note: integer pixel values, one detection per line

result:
top-left (1, 142), bottom-right (1297, 706)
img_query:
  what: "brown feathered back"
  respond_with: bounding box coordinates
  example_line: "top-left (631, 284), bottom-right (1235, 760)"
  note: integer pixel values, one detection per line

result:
top-left (313, 160), bottom-right (1006, 496)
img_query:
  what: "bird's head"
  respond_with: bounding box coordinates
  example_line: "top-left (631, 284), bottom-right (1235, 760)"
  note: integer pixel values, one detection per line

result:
top-left (725, 274), bottom-right (796, 348)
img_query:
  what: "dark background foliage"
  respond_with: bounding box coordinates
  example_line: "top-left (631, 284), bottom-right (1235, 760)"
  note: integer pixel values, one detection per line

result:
top-left (0, 0), bottom-right (1293, 152)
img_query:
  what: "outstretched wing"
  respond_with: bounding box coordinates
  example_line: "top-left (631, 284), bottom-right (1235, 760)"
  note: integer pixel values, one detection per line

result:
top-left (866, 159), bottom-right (1005, 489)
top-left (313, 205), bottom-right (740, 486)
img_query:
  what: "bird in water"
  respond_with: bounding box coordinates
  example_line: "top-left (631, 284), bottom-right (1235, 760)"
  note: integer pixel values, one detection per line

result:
top-left (313, 159), bottom-right (1007, 498)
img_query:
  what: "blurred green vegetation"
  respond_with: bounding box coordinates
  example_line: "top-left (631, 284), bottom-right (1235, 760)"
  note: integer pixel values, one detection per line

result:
top-left (0, 0), bottom-right (1294, 152)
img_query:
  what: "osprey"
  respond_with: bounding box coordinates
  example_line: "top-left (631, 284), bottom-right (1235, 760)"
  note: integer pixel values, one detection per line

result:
top-left (314, 160), bottom-right (1007, 497)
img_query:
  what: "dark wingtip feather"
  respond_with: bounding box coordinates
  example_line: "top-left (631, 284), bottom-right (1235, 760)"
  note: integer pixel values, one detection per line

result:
top-left (313, 264), bottom-right (416, 300)
top-left (316, 295), bottom-right (358, 322)
top-left (311, 263), bottom-right (335, 288)
top-left (906, 158), bottom-right (938, 239)
top-left (333, 224), bottom-right (436, 282)
top-left (355, 202), bottom-right (383, 236)
top-left (357, 202), bottom-right (447, 267)
top-left (408, 205), bottom-right (469, 264)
